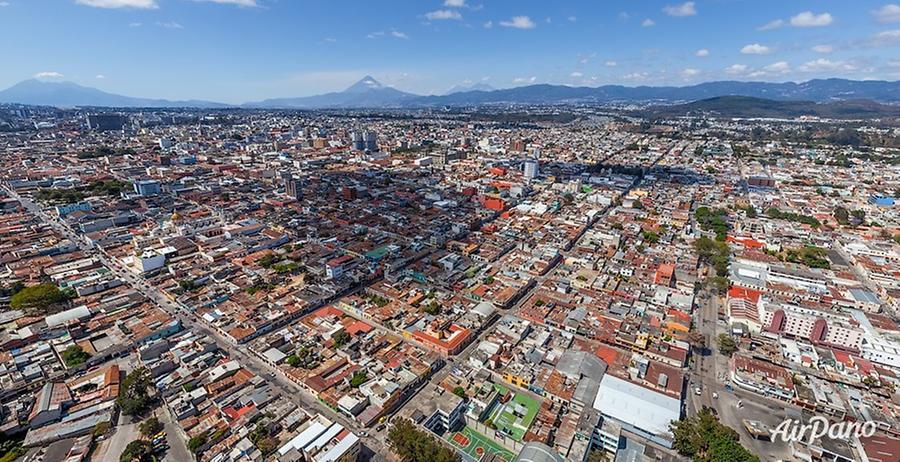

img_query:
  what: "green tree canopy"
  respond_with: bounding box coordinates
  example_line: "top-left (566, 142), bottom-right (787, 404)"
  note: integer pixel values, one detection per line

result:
top-left (671, 407), bottom-right (759, 462)
top-left (119, 440), bottom-right (154, 462)
top-left (62, 345), bottom-right (91, 368)
top-left (117, 367), bottom-right (153, 416)
top-left (139, 417), bottom-right (163, 438)
top-left (10, 283), bottom-right (68, 311)
top-left (387, 419), bottom-right (460, 462)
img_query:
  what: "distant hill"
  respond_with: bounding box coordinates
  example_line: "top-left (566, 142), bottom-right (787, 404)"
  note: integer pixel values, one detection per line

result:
top-left (2, 77), bottom-right (900, 110)
top-left (245, 76), bottom-right (417, 108)
top-left (408, 79), bottom-right (900, 106)
top-left (0, 79), bottom-right (228, 108)
top-left (444, 83), bottom-right (494, 95)
top-left (640, 95), bottom-right (900, 119)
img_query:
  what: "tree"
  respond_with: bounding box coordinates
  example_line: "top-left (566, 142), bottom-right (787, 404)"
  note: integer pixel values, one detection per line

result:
top-left (9, 283), bottom-right (68, 311)
top-left (286, 355), bottom-right (302, 367)
top-left (92, 421), bottom-right (111, 438)
top-left (331, 330), bottom-right (350, 348)
top-left (423, 301), bottom-right (441, 315)
top-left (670, 407), bottom-right (759, 462)
top-left (349, 371), bottom-right (368, 388)
top-left (709, 276), bottom-right (729, 295)
top-left (452, 386), bottom-right (467, 398)
top-left (139, 417), bottom-right (163, 438)
top-left (687, 331), bottom-right (707, 351)
top-left (62, 344), bottom-right (91, 368)
top-left (387, 419), bottom-right (460, 462)
top-left (188, 432), bottom-right (208, 454)
top-left (716, 334), bottom-right (738, 356)
top-left (120, 440), bottom-right (154, 462)
top-left (117, 367), bottom-right (153, 416)
top-left (833, 207), bottom-right (850, 226)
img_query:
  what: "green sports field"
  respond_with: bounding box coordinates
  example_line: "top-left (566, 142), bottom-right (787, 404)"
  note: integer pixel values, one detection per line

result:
top-left (446, 425), bottom-right (516, 462)
top-left (487, 392), bottom-right (540, 442)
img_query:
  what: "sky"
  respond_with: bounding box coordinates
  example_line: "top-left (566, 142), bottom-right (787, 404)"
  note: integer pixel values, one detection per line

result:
top-left (1, 0), bottom-right (900, 103)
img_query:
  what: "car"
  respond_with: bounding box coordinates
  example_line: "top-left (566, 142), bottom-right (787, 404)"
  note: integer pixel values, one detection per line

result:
top-left (153, 432), bottom-right (166, 439)
top-left (695, 387), bottom-right (702, 395)
top-left (359, 431), bottom-right (368, 437)
top-left (712, 392), bottom-right (718, 399)
top-left (375, 424), bottom-right (385, 432)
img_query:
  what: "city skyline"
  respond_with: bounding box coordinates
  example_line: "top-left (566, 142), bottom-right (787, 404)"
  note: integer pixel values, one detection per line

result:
top-left (2, 0), bottom-right (900, 103)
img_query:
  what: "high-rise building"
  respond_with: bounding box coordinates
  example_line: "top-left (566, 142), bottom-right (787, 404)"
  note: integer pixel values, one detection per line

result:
top-left (363, 130), bottom-right (378, 151)
top-left (283, 172), bottom-right (302, 200)
top-left (524, 158), bottom-right (539, 180)
top-left (351, 131), bottom-right (365, 151)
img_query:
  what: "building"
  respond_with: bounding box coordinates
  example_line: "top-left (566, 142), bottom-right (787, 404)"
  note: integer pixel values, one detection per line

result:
top-left (524, 158), bottom-right (539, 180)
top-left (276, 415), bottom-right (361, 462)
top-left (28, 382), bottom-right (72, 429)
top-left (86, 114), bottom-right (127, 131)
top-left (515, 442), bottom-right (565, 462)
top-left (592, 375), bottom-right (681, 449)
top-left (54, 202), bottom-right (91, 217)
top-left (133, 180), bottom-right (162, 197)
top-left (284, 173), bottom-right (302, 200)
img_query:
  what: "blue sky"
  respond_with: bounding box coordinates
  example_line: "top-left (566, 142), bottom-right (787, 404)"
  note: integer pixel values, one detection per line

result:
top-left (1, 0), bottom-right (899, 103)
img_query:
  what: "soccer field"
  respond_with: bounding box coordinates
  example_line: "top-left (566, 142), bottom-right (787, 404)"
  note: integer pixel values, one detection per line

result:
top-left (446, 426), bottom-right (516, 462)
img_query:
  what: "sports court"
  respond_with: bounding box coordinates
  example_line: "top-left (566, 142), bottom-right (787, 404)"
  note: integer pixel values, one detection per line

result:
top-left (446, 426), bottom-right (515, 462)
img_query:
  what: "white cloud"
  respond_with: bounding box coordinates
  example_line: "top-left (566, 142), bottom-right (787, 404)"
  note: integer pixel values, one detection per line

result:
top-left (873, 4), bottom-right (900, 24)
top-left (129, 22), bottom-right (142, 27)
top-left (570, 71), bottom-right (583, 78)
top-left (0, 2), bottom-right (9, 6)
top-left (663, 2), bottom-right (697, 17)
top-left (695, 49), bottom-right (709, 57)
top-left (763, 61), bottom-right (791, 74)
top-left (790, 11), bottom-right (833, 27)
top-left (741, 43), bottom-right (772, 55)
top-left (425, 9), bottom-right (461, 20)
top-left (680, 68), bottom-right (700, 79)
top-left (605, 61), bottom-right (617, 67)
top-left (811, 44), bottom-right (834, 53)
top-left (758, 19), bottom-right (784, 31)
top-left (869, 29), bottom-right (900, 46)
top-left (724, 64), bottom-right (748, 75)
top-left (483, 21), bottom-right (492, 28)
top-left (568, 16), bottom-right (577, 23)
top-left (443, 0), bottom-right (466, 7)
top-left (95, 74), bottom-right (106, 79)
top-left (390, 30), bottom-right (409, 39)
top-left (622, 72), bottom-right (649, 81)
top-left (798, 58), bottom-right (857, 72)
top-left (156, 21), bottom-right (184, 29)
top-left (192, 0), bottom-right (258, 6)
top-left (34, 71), bottom-right (64, 79)
top-left (641, 18), bottom-right (655, 27)
top-left (75, 0), bottom-right (157, 8)
top-left (747, 61), bottom-right (791, 78)
top-left (500, 16), bottom-right (536, 29)
top-left (513, 76), bottom-right (537, 84)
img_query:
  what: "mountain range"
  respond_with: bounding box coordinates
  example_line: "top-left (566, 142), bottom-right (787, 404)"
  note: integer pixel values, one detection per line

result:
top-left (640, 96), bottom-right (900, 119)
top-left (0, 79), bottom-right (228, 108)
top-left (2, 76), bottom-right (900, 109)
